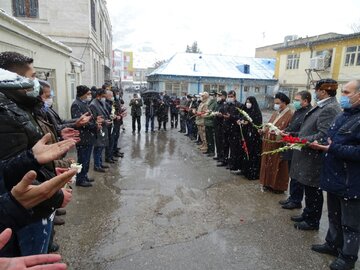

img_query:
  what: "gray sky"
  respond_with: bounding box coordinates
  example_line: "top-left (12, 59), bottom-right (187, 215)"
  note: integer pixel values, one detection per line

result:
top-left (107, 0), bottom-right (360, 68)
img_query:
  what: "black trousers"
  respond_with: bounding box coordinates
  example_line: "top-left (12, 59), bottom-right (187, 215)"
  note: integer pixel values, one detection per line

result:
top-left (132, 116), bottom-right (141, 132)
top-left (302, 185), bottom-right (324, 227)
top-left (205, 126), bottom-right (215, 153)
top-left (180, 114), bottom-right (187, 132)
top-left (222, 129), bottom-right (231, 164)
top-left (325, 192), bottom-right (360, 263)
top-left (214, 123), bottom-right (224, 160)
top-left (229, 131), bottom-right (242, 170)
top-left (171, 112), bottom-right (178, 128)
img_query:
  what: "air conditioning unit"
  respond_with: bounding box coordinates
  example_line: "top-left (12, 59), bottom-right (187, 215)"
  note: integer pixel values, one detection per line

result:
top-left (309, 56), bottom-right (328, 70)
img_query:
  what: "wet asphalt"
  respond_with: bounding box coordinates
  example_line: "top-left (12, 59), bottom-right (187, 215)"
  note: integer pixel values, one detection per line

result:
top-left (56, 107), bottom-right (360, 270)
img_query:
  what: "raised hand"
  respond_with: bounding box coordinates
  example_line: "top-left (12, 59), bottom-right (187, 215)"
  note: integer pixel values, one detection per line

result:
top-left (0, 229), bottom-right (67, 269)
top-left (75, 112), bottom-right (92, 127)
top-left (11, 169), bottom-right (76, 209)
top-left (60, 128), bottom-right (80, 142)
top-left (32, 134), bottom-right (76, 164)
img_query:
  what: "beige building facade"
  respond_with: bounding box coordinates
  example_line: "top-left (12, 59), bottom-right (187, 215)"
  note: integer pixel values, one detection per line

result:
top-left (1, 0), bottom-right (112, 87)
top-left (0, 9), bottom-right (79, 118)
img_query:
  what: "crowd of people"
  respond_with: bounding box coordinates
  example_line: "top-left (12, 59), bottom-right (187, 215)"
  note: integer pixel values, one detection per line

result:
top-left (129, 80), bottom-right (359, 270)
top-left (0, 49), bottom-right (359, 270)
top-left (0, 51), bottom-right (127, 269)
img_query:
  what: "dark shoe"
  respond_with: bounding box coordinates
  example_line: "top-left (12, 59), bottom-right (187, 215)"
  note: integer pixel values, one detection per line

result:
top-left (54, 216), bottom-right (65, 226)
top-left (217, 162), bottom-right (227, 167)
top-left (213, 156), bottom-right (219, 160)
top-left (291, 214), bottom-right (304, 222)
top-left (272, 190), bottom-right (285, 194)
top-left (101, 165), bottom-right (110, 169)
top-left (145, 130), bottom-right (148, 133)
top-left (86, 178), bottom-right (95, 182)
top-left (279, 198), bottom-right (290, 205)
top-left (76, 181), bottom-right (93, 187)
top-left (207, 153), bottom-right (215, 157)
top-left (282, 202), bottom-right (302, 210)
top-left (94, 167), bottom-right (106, 173)
top-left (48, 242), bottom-right (60, 253)
top-left (294, 221), bottom-right (319, 230)
top-left (330, 258), bottom-right (355, 270)
top-left (202, 151), bottom-right (210, 154)
top-left (311, 243), bottom-right (339, 257)
top-left (105, 159), bottom-right (115, 164)
top-left (56, 208), bottom-right (66, 216)
top-left (113, 153), bottom-right (123, 158)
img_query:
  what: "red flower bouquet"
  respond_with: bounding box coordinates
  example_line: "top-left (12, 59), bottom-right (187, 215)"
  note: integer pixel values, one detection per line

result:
top-left (262, 135), bottom-right (308, 155)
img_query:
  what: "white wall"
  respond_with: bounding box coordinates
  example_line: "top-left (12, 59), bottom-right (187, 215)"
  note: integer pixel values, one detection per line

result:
top-left (0, 15), bottom-right (73, 118)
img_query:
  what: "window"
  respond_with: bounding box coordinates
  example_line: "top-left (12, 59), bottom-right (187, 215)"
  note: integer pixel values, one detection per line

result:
top-left (255, 87), bottom-right (260, 93)
top-left (13, 0), bottom-right (38, 18)
top-left (286, 54), bottom-right (300, 69)
top-left (164, 81), bottom-right (188, 96)
top-left (99, 21), bottom-right (103, 41)
top-left (203, 84), bottom-right (225, 92)
top-left (243, 86), bottom-right (249, 92)
top-left (91, 0), bottom-right (96, 31)
top-left (344, 46), bottom-right (360, 66)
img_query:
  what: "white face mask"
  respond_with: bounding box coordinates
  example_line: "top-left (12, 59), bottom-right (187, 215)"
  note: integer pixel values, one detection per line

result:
top-left (274, 104), bottom-right (280, 111)
top-left (27, 78), bottom-right (40, 97)
top-left (109, 97), bottom-right (114, 101)
top-left (44, 98), bottom-right (53, 107)
top-left (246, 102), bottom-right (252, 109)
top-left (100, 97), bottom-right (106, 103)
top-left (115, 95), bottom-right (120, 99)
top-left (216, 97), bottom-right (222, 102)
top-left (227, 97), bottom-right (235, 103)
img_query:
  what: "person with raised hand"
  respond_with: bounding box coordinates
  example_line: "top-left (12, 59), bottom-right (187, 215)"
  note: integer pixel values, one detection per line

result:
top-left (0, 228), bottom-right (67, 270)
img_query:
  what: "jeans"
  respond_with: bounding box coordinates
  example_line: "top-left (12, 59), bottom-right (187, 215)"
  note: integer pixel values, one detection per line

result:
top-left (76, 144), bottom-right (93, 183)
top-left (93, 146), bottom-right (105, 168)
top-left (326, 192), bottom-right (360, 263)
top-left (145, 115), bottom-right (155, 131)
top-left (17, 215), bottom-right (54, 255)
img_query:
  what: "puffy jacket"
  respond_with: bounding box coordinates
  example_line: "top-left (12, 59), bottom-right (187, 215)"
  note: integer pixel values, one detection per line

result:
top-left (320, 106), bottom-right (360, 198)
top-left (0, 69), bottom-right (63, 210)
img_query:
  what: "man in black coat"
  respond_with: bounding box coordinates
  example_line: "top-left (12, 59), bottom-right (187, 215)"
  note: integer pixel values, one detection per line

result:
top-left (279, 91), bottom-right (312, 210)
top-left (39, 80), bottom-right (91, 140)
top-left (71, 85), bottom-right (98, 187)
top-left (129, 93), bottom-right (143, 133)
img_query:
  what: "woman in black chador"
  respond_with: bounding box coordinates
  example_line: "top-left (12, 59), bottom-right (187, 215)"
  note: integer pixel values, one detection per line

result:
top-left (240, 96), bottom-right (262, 180)
top-left (157, 99), bottom-right (169, 130)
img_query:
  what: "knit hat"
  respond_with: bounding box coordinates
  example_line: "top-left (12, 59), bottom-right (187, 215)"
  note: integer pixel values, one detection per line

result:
top-left (76, 85), bottom-right (90, 97)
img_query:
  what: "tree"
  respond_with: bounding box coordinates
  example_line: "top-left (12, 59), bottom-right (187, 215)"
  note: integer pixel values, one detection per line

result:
top-left (186, 41), bottom-right (201, 54)
top-left (153, 59), bottom-right (167, 68)
top-left (350, 19), bottom-right (360, 33)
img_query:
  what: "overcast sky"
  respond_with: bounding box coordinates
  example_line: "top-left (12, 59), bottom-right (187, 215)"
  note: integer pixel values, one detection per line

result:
top-left (106, 0), bottom-right (360, 68)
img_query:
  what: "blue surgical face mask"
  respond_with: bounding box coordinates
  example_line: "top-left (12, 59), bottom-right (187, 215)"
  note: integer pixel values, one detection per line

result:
top-left (274, 104), bottom-right (280, 111)
top-left (312, 92), bottom-right (319, 103)
top-left (26, 78), bottom-right (40, 97)
top-left (293, 100), bottom-right (302, 110)
top-left (340, 95), bottom-right (351, 109)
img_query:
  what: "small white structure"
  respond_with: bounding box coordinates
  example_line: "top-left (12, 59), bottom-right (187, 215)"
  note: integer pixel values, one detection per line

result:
top-left (0, 9), bottom-right (80, 118)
